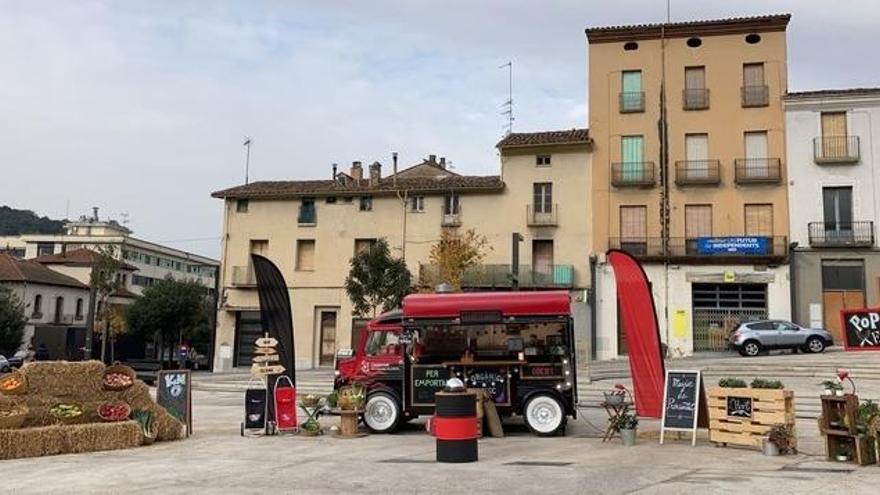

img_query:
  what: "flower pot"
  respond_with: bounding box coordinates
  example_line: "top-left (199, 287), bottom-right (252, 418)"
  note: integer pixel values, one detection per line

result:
top-left (824, 389), bottom-right (832, 396)
top-left (762, 438), bottom-right (780, 456)
top-left (836, 454), bottom-right (850, 462)
top-left (620, 428), bottom-right (637, 446)
top-left (835, 390), bottom-right (845, 396)
top-left (604, 393), bottom-right (624, 406)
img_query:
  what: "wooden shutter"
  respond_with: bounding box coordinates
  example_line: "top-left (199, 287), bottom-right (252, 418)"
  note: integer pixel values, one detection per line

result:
top-left (685, 205), bottom-right (712, 239)
top-left (622, 71), bottom-right (641, 93)
top-left (620, 206), bottom-right (647, 240)
top-left (296, 239), bottom-right (315, 270)
top-left (744, 204), bottom-right (773, 236)
top-left (685, 67), bottom-right (705, 89)
top-left (532, 240), bottom-right (554, 275)
top-left (743, 63), bottom-right (764, 86)
top-left (821, 112), bottom-right (848, 158)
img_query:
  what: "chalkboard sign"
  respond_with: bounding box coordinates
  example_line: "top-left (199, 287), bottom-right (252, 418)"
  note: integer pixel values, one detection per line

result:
top-left (660, 370), bottom-right (701, 446)
top-left (411, 365), bottom-right (450, 406)
top-left (157, 370), bottom-right (192, 436)
top-left (841, 308), bottom-right (880, 351)
top-left (726, 396), bottom-right (752, 419)
top-left (465, 367), bottom-right (510, 405)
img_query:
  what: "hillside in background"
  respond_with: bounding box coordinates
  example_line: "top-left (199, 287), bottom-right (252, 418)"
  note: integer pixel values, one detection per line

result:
top-left (0, 206), bottom-right (65, 235)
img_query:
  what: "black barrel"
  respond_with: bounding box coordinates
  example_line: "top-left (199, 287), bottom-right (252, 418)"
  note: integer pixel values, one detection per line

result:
top-left (434, 391), bottom-right (478, 463)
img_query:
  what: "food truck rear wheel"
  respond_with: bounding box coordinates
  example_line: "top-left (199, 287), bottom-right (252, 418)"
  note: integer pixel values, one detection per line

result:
top-left (363, 392), bottom-right (401, 433)
top-left (524, 394), bottom-right (566, 436)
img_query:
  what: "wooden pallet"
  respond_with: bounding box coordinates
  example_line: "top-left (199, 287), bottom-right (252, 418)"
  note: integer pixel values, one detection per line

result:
top-left (707, 387), bottom-right (796, 450)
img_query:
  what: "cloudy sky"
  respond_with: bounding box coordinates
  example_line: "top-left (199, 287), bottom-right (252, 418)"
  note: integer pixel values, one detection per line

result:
top-left (3, 1), bottom-right (878, 258)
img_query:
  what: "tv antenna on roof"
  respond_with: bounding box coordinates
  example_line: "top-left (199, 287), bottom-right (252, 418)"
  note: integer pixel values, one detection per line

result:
top-left (243, 136), bottom-right (253, 184)
top-left (499, 61), bottom-right (513, 135)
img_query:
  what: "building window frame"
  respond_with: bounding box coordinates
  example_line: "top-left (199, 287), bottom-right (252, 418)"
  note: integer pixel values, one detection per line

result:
top-left (536, 154), bottom-right (552, 167)
top-left (236, 199), bottom-right (249, 213)
top-left (359, 196), bottom-right (373, 212)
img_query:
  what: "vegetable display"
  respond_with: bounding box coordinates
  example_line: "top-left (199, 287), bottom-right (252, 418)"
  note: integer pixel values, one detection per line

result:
top-left (0, 375), bottom-right (24, 392)
top-left (49, 404), bottom-right (83, 419)
top-left (98, 403), bottom-right (132, 422)
top-left (103, 372), bottom-right (134, 390)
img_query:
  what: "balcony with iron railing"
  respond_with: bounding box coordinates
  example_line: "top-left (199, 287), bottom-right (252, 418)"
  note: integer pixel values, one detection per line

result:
top-left (682, 88), bottom-right (710, 110)
top-left (527, 204), bottom-right (558, 227)
top-left (619, 91), bottom-right (645, 113)
top-left (741, 85), bottom-right (769, 107)
top-left (734, 158), bottom-right (782, 185)
top-left (297, 204), bottom-right (317, 225)
top-left (418, 263), bottom-right (574, 289)
top-left (441, 207), bottom-right (462, 227)
top-left (608, 236), bottom-right (788, 263)
top-left (813, 136), bottom-right (860, 164)
top-left (611, 162), bottom-right (656, 188)
top-left (808, 221), bottom-right (875, 248)
top-left (675, 160), bottom-right (721, 186)
top-left (231, 265), bottom-right (257, 287)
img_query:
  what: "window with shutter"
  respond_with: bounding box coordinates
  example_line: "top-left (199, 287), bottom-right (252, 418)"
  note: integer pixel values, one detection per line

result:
top-left (619, 206), bottom-right (647, 255)
top-left (296, 239), bottom-right (316, 271)
top-left (744, 204), bottom-right (773, 236)
top-left (621, 136), bottom-right (644, 181)
top-left (685, 205), bottom-right (712, 254)
top-left (821, 112), bottom-right (849, 159)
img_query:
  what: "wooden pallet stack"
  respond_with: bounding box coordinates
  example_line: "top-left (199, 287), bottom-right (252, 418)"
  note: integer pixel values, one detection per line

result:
top-left (820, 394), bottom-right (877, 466)
top-left (707, 387), bottom-right (796, 450)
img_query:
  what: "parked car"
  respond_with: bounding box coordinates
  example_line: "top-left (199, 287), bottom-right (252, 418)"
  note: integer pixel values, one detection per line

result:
top-left (0, 355), bottom-right (10, 373)
top-left (730, 320), bottom-right (834, 357)
top-left (7, 350), bottom-right (26, 369)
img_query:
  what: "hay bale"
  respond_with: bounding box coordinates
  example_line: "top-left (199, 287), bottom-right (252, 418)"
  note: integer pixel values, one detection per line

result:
top-left (19, 361), bottom-right (106, 398)
top-left (0, 421), bottom-right (142, 460)
top-left (154, 412), bottom-right (183, 441)
top-left (119, 380), bottom-right (183, 441)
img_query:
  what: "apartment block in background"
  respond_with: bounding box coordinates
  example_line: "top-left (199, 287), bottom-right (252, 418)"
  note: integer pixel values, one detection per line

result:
top-left (587, 15), bottom-right (792, 359)
top-left (785, 88), bottom-right (880, 343)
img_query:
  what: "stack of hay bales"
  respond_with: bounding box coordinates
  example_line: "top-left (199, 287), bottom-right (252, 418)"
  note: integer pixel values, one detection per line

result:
top-left (0, 361), bottom-right (184, 460)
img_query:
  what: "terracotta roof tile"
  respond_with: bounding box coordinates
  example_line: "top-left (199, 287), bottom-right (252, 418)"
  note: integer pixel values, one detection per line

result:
top-left (0, 253), bottom-right (89, 289)
top-left (586, 14), bottom-right (791, 43)
top-left (496, 128), bottom-right (591, 149)
top-left (785, 88), bottom-right (880, 100)
top-left (211, 174), bottom-right (504, 199)
top-left (32, 248), bottom-right (138, 271)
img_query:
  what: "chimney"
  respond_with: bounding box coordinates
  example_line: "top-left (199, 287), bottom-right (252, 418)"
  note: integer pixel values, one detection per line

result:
top-left (92, 206), bottom-right (99, 222)
top-left (332, 163), bottom-right (338, 180)
top-left (428, 154), bottom-right (437, 164)
top-left (369, 161), bottom-right (382, 186)
top-left (351, 161), bottom-right (363, 180)
top-left (439, 156), bottom-right (446, 168)
top-left (392, 152), bottom-right (398, 187)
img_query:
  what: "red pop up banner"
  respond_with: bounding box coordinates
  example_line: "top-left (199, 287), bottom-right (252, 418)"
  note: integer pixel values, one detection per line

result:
top-left (606, 250), bottom-right (665, 418)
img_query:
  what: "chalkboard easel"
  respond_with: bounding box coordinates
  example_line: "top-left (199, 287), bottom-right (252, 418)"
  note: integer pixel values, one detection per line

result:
top-left (157, 369), bottom-right (193, 437)
top-left (659, 369), bottom-right (703, 447)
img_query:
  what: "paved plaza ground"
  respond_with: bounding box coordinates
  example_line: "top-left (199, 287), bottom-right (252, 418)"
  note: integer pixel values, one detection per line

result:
top-left (4, 350), bottom-right (880, 494)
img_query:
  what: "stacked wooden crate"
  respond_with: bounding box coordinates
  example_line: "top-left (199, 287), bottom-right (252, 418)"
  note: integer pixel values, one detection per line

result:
top-left (820, 394), bottom-right (876, 466)
top-left (707, 387), bottom-right (796, 450)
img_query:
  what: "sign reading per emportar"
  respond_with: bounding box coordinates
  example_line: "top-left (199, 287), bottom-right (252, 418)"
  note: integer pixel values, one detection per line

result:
top-left (842, 308), bottom-right (880, 350)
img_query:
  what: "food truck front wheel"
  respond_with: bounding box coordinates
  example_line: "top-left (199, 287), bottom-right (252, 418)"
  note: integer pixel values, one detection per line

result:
top-left (363, 392), bottom-right (402, 433)
top-left (523, 394), bottom-right (566, 436)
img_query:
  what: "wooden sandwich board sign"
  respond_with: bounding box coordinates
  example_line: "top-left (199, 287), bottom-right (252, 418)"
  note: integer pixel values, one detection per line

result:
top-left (660, 369), bottom-right (703, 446)
top-left (157, 369), bottom-right (193, 437)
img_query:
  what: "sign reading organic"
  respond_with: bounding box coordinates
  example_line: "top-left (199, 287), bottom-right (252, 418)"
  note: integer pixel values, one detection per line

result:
top-left (411, 365), bottom-right (450, 405)
top-left (726, 396), bottom-right (753, 419)
top-left (660, 370), bottom-right (702, 446)
top-left (466, 367), bottom-right (510, 405)
top-left (697, 237), bottom-right (769, 256)
top-left (841, 307), bottom-right (880, 351)
top-left (157, 370), bottom-right (192, 436)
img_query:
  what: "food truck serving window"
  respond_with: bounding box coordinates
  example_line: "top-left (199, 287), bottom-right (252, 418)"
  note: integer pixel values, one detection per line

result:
top-left (365, 331), bottom-right (401, 356)
top-left (412, 321), bottom-right (569, 364)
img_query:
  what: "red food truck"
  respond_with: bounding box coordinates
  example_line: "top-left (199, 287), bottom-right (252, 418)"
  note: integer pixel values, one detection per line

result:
top-left (334, 291), bottom-right (577, 436)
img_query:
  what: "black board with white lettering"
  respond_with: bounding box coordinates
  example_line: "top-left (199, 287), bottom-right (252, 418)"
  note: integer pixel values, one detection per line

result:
top-left (661, 370), bottom-right (700, 430)
top-left (726, 396), bottom-right (753, 418)
top-left (841, 308), bottom-right (880, 351)
top-left (156, 370), bottom-right (192, 436)
top-left (411, 365), bottom-right (450, 405)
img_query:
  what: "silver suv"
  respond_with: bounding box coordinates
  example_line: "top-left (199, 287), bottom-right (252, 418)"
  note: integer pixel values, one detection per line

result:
top-left (730, 320), bottom-right (834, 357)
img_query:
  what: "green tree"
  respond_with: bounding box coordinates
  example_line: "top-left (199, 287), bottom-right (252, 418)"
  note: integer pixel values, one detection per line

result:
top-left (125, 278), bottom-right (209, 365)
top-left (345, 238), bottom-right (412, 317)
top-left (0, 285), bottom-right (27, 356)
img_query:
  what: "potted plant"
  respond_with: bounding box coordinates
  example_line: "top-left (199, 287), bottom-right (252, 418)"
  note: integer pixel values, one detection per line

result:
top-left (857, 399), bottom-right (878, 434)
top-left (836, 442), bottom-right (851, 462)
top-left (603, 384), bottom-right (628, 406)
top-left (338, 381), bottom-right (367, 411)
top-left (718, 377), bottom-right (747, 388)
top-left (764, 424), bottom-right (794, 456)
top-left (325, 391), bottom-right (339, 409)
top-left (837, 368), bottom-right (856, 395)
top-left (612, 412), bottom-right (638, 446)
top-left (820, 380), bottom-right (843, 396)
top-left (751, 378), bottom-right (784, 389)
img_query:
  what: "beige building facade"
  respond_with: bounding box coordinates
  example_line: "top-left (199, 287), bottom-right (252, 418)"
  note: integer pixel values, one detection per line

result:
top-left (212, 136), bottom-right (593, 370)
top-left (587, 15), bottom-right (793, 358)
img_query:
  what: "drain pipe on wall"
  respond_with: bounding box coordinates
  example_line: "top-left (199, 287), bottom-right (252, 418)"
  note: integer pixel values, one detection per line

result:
top-left (589, 255), bottom-right (598, 367)
top-left (789, 242), bottom-right (798, 324)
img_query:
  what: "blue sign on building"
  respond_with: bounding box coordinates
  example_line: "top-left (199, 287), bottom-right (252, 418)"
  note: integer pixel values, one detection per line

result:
top-left (697, 236), bottom-right (770, 255)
